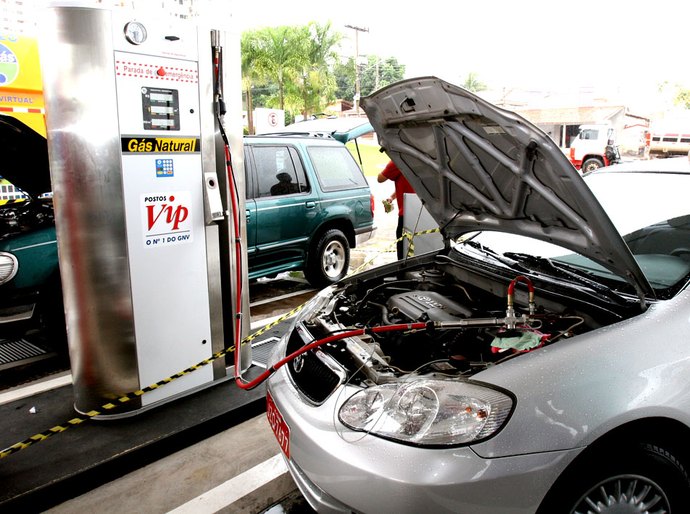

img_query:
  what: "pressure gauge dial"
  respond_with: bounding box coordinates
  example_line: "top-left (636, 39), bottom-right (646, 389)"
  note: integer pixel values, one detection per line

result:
top-left (124, 21), bottom-right (147, 45)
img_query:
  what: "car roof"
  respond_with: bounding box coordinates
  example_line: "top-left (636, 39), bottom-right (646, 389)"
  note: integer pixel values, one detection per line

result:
top-left (244, 134), bottom-right (344, 145)
top-left (260, 118), bottom-right (373, 143)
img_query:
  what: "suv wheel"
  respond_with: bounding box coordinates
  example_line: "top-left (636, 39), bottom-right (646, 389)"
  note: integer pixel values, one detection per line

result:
top-left (305, 229), bottom-right (350, 288)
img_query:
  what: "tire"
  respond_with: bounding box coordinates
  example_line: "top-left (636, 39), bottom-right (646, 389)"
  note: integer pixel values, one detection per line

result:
top-left (539, 442), bottom-right (690, 514)
top-left (304, 229), bottom-right (350, 288)
top-left (582, 157), bottom-right (605, 172)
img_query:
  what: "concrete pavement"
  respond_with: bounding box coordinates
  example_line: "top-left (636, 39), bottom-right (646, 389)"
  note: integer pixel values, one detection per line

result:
top-left (46, 413), bottom-right (295, 514)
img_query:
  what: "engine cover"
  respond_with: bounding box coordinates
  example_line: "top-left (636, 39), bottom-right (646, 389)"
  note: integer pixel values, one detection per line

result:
top-left (387, 291), bottom-right (471, 322)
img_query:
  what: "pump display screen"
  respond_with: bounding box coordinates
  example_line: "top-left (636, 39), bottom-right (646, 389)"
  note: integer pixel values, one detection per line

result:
top-left (142, 87), bottom-right (180, 131)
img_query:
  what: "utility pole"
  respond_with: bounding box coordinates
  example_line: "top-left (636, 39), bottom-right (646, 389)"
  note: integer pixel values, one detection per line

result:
top-left (345, 24), bottom-right (368, 114)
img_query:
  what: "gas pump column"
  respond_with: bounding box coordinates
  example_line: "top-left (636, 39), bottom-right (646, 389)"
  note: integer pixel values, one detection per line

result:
top-left (39, 7), bottom-right (249, 416)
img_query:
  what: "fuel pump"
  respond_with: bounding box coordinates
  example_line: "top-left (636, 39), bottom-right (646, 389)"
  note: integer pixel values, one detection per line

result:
top-left (39, 6), bottom-right (249, 416)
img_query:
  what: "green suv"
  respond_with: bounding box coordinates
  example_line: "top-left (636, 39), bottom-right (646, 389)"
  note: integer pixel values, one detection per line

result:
top-left (244, 134), bottom-right (375, 287)
top-left (0, 119), bottom-right (375, 361)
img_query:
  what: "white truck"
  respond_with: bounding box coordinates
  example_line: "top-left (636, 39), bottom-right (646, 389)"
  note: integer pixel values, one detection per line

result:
top-left (568, 123), bottom-right (621, 172)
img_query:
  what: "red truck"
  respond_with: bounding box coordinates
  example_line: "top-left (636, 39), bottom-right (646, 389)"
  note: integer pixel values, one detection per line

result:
top-left (568, 123), bottom-right (621, 172)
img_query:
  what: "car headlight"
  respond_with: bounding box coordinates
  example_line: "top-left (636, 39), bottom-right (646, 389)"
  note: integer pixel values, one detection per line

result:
top-left (339, 379), bottom-right (513, 446)
top-left (0, 252), bottom-right (19, 285)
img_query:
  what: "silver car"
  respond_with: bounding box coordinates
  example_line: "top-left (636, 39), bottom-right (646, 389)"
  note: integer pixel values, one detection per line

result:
top-left (265, 77), bottom-right (690, 513)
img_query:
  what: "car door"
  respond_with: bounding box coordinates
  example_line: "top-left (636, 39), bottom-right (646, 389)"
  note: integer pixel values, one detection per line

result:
top-left (247, 143), bottom-right (320, 274)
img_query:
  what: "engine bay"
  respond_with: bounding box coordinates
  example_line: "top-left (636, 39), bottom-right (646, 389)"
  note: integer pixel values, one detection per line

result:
top-left (293, 255), bottom-right (635, 388)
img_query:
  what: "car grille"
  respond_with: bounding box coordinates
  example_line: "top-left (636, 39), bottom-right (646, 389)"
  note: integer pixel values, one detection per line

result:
top-left (286, 325), bottom-right (344, 404)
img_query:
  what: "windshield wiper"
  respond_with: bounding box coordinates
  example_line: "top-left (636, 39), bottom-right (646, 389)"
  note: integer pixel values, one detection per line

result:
top-left (503, 252), bottom-right (617, 296)
top-left (461, 240), bottom-right (529, 271)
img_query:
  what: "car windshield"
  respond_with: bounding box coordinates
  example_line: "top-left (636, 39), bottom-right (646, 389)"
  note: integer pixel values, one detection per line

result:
top-left (468, 171), bottom-right (690, 298)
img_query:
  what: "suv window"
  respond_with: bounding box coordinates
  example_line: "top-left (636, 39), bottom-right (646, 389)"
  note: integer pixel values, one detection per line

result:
top-left (252, 145), bottom-right (308, 198)
top-left (308, 146), bottom-right (368, 192)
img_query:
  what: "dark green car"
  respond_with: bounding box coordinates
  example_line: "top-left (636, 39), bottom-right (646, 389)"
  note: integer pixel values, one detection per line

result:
top-left (0, 115), bottom-right (64, 363)
top-left (244, 134), bottom-right (375, 287)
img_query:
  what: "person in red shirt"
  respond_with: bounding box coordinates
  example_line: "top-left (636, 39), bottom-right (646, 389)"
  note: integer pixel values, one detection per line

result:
top-left (377, 160), bottom-right (415, 259)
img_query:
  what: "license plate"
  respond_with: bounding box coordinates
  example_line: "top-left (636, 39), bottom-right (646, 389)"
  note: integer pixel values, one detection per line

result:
top-left (266, 391), bottom-right (290, 458)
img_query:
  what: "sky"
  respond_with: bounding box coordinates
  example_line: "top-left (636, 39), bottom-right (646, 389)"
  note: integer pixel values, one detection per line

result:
top-left (229, 0), bottom-right (690, 114)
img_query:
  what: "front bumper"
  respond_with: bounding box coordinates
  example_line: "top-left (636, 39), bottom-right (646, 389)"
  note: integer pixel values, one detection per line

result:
top-left (267, 367), bottom-right (581, 514)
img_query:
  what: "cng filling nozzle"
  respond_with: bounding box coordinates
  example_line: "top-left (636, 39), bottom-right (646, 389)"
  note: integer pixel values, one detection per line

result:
top-left (505, 275), bottom-right (536, 329)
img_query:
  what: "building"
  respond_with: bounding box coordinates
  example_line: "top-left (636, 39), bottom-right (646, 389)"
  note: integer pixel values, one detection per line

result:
top-left (514, 105), bottom-right (650, 156)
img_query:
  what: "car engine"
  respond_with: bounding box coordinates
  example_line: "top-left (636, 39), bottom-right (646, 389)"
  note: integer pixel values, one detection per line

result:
top-left (289, 257), bottom-right (632, 396)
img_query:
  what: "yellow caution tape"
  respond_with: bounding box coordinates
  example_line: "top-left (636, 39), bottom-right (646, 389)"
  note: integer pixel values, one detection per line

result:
top-left (0, 227), bottom-right (442, 459)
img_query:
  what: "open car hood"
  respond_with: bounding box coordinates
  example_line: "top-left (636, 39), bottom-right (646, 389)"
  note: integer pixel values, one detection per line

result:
top-left (361, 77), bottom-right (654, 300)
top-left (0, 114), bottom-right (50, 196)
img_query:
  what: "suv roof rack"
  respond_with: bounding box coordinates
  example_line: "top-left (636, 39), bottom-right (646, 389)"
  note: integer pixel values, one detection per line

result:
top-left (251, 131), bottom-right (335, 139)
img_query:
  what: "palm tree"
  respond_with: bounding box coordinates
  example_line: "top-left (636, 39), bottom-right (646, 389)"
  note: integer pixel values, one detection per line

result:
top-left (241, 31), bottom-right (263, 134)
top-left (462, 72), bottom-right (487, 93)
top-left (255, 26), bottom-right (303, 111)
top-left (292, 22), bottom-right (341, 118)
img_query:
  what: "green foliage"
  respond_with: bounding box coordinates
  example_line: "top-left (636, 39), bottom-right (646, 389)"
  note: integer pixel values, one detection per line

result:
top-left (359, 56), bottom-right (405, 96)
top-left (657, 81), bottom-right (690, 109)
top-left (462, 72), bottom-right (487, 93)
top-left (674, 89), bottom-right (690, 109)
top-left (287, 22), bottom-right (341, 118)
top-left (334, 57), bottom-right (356, 101)
top-left (241, 23), bottom-right (406, 123)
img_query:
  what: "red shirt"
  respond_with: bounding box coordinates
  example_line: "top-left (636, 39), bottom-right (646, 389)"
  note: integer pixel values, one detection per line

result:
top-left (381, 161), bottom-right (414, 216)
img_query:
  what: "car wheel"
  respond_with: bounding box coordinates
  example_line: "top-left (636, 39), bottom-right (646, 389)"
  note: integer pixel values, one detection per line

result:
top-left (582, 157), bottom-right (604, 172)
top-left (540, 442), bottom-right (690, 514)
top-left (305, 229), bottom-right (350, 288)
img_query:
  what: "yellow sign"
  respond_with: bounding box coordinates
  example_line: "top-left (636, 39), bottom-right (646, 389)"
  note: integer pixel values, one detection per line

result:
top-left (0, 34), bottom-right (45, 136)
top-left (121, 137), bottom-right (200, 153)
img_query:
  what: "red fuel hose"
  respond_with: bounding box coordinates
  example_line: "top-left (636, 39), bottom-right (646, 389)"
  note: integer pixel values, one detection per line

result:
top-left (507, 275), bottom-right (534, 295)
top-left (218, 116), bottom-right (429, 390)
top-left (234, 322), bottom-right (429, 390)
top-left (222, 143), bottom-right (248, 385)
top-left (507, 275), bottom-right (535, 310)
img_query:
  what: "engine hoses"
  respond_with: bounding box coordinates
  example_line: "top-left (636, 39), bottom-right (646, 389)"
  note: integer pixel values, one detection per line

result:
top-left (507, 275), bottom-right (536, 316)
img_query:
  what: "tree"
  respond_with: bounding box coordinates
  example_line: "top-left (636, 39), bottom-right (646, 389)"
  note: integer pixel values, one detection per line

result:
top-left (252, 25), bottom-right (303, 111)
top-left (658, 81), bottom-right (690, 110)
top-left (241, 31), bottom-right (264, 134)
top-left (359, 56), bottom-right (405, 96)
top-left (290, 22), bottom-right (341, 118)
top-left (241, 25), bottom-right (407, 122)
top-left (334, 56), bottom-right (356, 101)
top-left (674, 88), bottom-right (690, 109)
top-left (334, 55), bottom-right (405, 101)
top-left (462, 72), bottom-right (487, 93)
